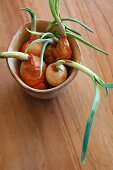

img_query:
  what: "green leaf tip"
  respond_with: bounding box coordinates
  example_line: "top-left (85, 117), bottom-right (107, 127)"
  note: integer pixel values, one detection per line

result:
top-left (21, 7), bottom-right (36, 32)
top-left (105, 88), bottom-right (109, 96)
top-left (81, 83), bottom-right (100, 163)
top-left (57, 60), bottom-right (113, 163)
top-left (21, 8), bottom-right (35, 18)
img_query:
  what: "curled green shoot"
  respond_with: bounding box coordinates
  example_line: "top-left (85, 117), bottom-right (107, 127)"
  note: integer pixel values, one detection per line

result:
top-left (21, 8), bottom-right (36, 32)
top-left (62, 18), bottom-right (93, 33)
top-left (26, 28), bottom-right (44, 36)
top-left (55, 59), bottom-right (113, 163)
top-left (25, 38), bottom-right (50, 53)
top-left (41, 32), bottom-right (58, 41)
top-left (26, 28), bottom-right (59, 41)
top-left (55, 59), bottom-right (65, 71)
top-left (0, 52), bottom-right (29, 60)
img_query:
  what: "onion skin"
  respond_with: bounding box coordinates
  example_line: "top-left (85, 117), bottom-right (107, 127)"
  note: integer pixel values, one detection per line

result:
top-left (21, 35), bottom-right (43, 56)
top-left (55, 37), bottom-right (72, 60)
top-left (44, 43), bottom-right (56, 65)
top-left (44, 36), bottom-right (72, 65)
top-left (46, 63), bottom-right (67, 87)
top-left (20, 55), bottom-right (47, 90)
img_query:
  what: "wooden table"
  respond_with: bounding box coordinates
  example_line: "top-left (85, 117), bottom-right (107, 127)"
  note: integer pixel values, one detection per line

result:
top-left (0, 0), bottom-right (113, 169)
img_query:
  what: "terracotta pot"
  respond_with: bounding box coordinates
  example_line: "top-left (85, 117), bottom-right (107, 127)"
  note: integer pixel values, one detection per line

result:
top-left (7, 20), bottom-right (81, 99)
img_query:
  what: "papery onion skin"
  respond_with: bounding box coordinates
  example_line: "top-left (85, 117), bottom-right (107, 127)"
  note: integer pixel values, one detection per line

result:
top-left (21, 35), bottom-right (43, 56)
top-left (20, 55), bottom-right (47, 90)
top-left (44, 37), bottom-right (72, 65)
top-left (44, 43), bottom-right (56, 65)
top-left (55, 37), bottom-right (72, 60)
top-left (46, 63), bottom-right (67, 87)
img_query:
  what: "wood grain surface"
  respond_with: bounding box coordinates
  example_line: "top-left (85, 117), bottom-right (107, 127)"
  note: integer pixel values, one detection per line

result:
top-left (0, 0), bottom-right (113, 169)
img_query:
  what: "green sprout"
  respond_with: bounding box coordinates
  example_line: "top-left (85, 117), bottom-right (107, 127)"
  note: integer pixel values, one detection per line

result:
top-left (0, 52), bottom-right (29, 60)
top-left (21, 8), bottom-right (36, 32)
top-left (55, 59), bottom-right (113, 163)
top-left (48, 0), bottom-right (108, 55)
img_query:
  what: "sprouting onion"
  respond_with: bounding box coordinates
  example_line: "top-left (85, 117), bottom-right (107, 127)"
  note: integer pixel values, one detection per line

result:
top-left (25, 35), bottom-right (55, 75)
top-left (46, 60), bottom-right (67, 86)
top-left (26, 1), bottom-right (108, 76)
top-left (47, 0), bottom-right (108, 55)
top-left (25, 38), bottom-right (54, 54)
top-left (51, 59), bottom-right (113, 163)
top-left (26, 28), bottom-right (60, 75)
top-left (21, 8), bottom-right (43, 56)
